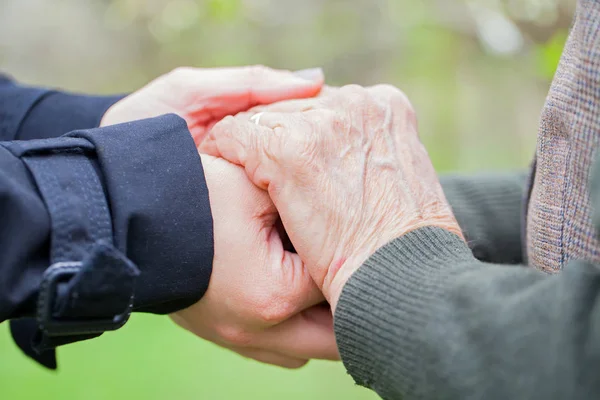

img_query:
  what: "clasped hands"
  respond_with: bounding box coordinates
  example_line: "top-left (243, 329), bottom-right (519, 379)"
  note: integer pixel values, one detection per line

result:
top-left (101, 65), bottom-right (462, 368)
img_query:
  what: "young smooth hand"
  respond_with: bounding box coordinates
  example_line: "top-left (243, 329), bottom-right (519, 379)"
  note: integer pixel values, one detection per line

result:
top-left (170, 154), bottom-right (339, 368)
top-left (100, 65), bottom-right (324, 144)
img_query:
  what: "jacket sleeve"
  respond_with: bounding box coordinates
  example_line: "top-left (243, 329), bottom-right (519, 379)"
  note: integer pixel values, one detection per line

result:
top-left (0, 73), bottom-right (124, 141)
top-left (0, 114), bottom-right (213, 368)
top-left (441, 172), bottom-right (527, 264)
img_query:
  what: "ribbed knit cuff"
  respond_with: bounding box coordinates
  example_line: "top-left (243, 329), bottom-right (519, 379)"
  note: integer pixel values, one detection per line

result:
top-left (334, 227), bottom-right (476, 397)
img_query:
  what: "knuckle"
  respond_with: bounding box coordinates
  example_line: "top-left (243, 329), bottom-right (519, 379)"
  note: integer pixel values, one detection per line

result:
top-left (369, 84), bottom-right (413, 106)
top-left (257, 128), bottom-right (282, 162)
top-left (371, 84), bottom-right (404, 104)
top-left (220, 114), bottom-right (237, 127)
top-left (315, 109), bottom-right (348, 136)
top-left (341, 85), bottom-right (371, 109)
top-left (216, 325), bottom-right (253, 347)
top-left (211, 115), bottom-right (235, 136)
top-left (279, 117), bottom-right (316, 162)
top-left (371, 83), bottom-right (401, 95)
top-left (341, 85), bottom-right (369, 105)
top-left (246, 64), bottom-right (270, 81)
top-left (340, 84), bottom-right (367, 95)
top-left (294, 133), bottom-right (319, 164)
top-left (168, 66), bottom-right (193, 78)
top-left (396, 89), bottom-right (414, 111)
top-left (322, 85), bottom-right (368, 112)
top-left (254, 294), bottom-right (295, 324)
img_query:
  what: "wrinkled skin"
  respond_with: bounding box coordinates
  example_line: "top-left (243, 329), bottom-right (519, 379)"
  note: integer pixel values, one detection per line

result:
top-left (201, 84), bottom-right (463, 309)
top-left (171, 154), bottom-right (339, 369)
top-left (101, 65), bottom-right (324, 144)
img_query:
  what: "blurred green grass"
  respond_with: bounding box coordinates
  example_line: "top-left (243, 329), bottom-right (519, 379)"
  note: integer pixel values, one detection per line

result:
top-left (0, 316), bottom-right (377, 400)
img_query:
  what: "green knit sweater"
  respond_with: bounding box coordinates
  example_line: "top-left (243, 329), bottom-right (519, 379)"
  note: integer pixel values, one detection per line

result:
top-left (334, 172), bottom-right (600, 399)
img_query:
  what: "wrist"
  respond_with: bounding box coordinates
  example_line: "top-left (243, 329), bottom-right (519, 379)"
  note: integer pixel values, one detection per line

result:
top-left (99, 106), bottom-right (113, 127)
top-left (327, 220), bottom-right (463, 313)
top-left (99, 98), bottom-right (127, 127)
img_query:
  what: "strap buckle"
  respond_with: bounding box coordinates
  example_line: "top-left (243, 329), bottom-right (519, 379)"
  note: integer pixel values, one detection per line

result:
top-left (36, 243), bottom-right (138, 338)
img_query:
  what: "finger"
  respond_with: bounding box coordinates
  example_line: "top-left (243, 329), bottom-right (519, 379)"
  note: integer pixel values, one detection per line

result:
top-left (317, 85), bottom-right (339, 98)
top-left (247, 85), bottom-right (341, 115)
top-left (247, 97), bottom-right (322, 115)
top-left (230, 347), bottom-right (309, 369)
top-left (257, 305), bottom-right (340, 361)
top-left (366, 84), bottom-right (418, 132)
top-left (199, 115), bottom-right (285, 191)
top-left (187, 66), bottom-right (324, 118)
top-left (246, 66), bottom-right (324, 104)
top-left (245, 110), bottom-right (309, 134)
top-left (366, 83), bottom-right (410, 103)
top-left (266, 224), bottom-right (326, 309)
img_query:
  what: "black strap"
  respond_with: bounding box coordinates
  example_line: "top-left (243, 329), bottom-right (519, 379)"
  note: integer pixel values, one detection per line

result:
top-left (18, 148), bottom-right (139, 355)
top-left (24, 152), bottom-right (113, 261)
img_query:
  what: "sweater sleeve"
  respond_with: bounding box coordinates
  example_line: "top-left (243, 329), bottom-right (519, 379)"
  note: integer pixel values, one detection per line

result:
top-left (441, 172), bottom-right (527, 264)
top-left (334, 227), bottom-right (600, 400)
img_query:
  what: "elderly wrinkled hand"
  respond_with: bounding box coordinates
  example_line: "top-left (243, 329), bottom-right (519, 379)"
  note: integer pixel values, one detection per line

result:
top-left (201, 84), bottom-right (463, 309)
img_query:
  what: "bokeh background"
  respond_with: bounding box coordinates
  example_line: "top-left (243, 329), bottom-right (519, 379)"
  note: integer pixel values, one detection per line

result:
top-left (0, 0), bottom-right (574, 399)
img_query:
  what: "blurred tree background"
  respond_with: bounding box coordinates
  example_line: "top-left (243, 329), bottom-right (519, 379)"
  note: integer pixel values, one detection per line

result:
top-left (0, 0), bottom-right (574, 399)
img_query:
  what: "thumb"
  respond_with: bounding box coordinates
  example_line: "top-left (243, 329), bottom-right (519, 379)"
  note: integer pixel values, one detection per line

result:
top-left (200, 116), bottom-right (282, 191)
top-left (265, 218), bottom-right (326, 317)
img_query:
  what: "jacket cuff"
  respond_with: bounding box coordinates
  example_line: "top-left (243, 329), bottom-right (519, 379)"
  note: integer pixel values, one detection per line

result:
top-left (17, 91), bottom-right (124, 140)
top-left (334, 227), bottom-right (475, 395)
top-left (6, 114), bottom-right (212, 369)
top-left (69, 114), bottom-right (214, 314)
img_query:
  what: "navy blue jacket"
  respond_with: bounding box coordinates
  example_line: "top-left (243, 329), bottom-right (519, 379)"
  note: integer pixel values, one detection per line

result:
top-left (0, 75), bottom-right (213, 368)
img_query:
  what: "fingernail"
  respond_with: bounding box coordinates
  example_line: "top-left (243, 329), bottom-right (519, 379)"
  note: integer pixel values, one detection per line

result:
top-left (293, 67), bottom-right (324, 82)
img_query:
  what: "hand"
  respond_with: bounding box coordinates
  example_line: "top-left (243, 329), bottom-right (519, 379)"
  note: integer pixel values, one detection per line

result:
top-left (201, 85), bottom-right (463, 310)
top-left (170, 154), bottom-right (339, 368)
top-left (100, 66), bottom-right (324, 144)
